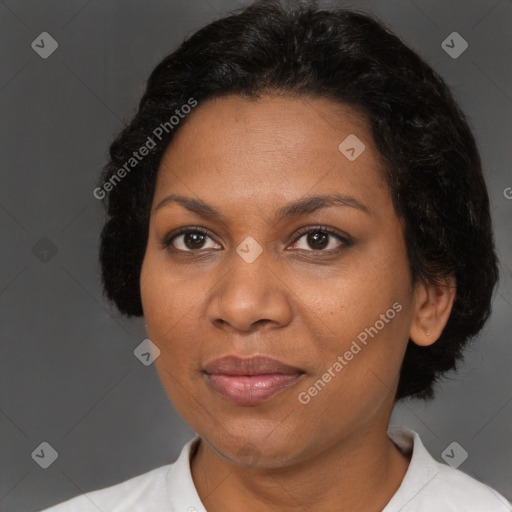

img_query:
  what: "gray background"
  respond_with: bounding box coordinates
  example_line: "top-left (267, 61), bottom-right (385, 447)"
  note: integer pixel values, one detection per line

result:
top-left (0, 0), bottom-right (511, 510)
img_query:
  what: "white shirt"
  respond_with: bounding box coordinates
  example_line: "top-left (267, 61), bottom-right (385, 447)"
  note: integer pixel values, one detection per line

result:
top-left (40, 425), bottom-right (512, 511)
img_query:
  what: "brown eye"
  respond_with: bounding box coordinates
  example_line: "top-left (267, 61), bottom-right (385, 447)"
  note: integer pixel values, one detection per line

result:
top-left (290, 227), bottom-right (349, 252)
top-left (163, 228), bottom-right (221, 252)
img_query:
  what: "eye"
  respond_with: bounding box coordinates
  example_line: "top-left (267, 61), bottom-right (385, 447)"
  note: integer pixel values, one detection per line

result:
top-left (161, 225), bottom-right (350, 253)
top-left (162, 227), bottom-right (221, 252)
top-left (288, 226), bottom-right (350, 252)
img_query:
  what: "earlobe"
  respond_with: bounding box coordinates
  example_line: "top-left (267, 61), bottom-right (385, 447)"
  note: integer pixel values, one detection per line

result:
top-left (409, 276), bottom-right (456, 347)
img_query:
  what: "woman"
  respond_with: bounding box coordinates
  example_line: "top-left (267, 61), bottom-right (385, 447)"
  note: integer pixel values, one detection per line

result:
top-left (41, 0), bottom-right (511, 510)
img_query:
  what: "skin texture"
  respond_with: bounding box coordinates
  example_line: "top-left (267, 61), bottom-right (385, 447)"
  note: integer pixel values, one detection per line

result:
top-left (139, 93), bottom-right (456, 512)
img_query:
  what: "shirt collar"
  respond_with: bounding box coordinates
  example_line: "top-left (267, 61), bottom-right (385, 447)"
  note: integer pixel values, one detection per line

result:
top-left (382, 425), bottom-right (440, 511)
top-left (166, 435), bottom-right (205, 511)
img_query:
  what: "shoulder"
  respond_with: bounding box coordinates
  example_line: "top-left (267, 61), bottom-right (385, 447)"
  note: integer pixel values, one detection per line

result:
top-left (385, 425), bottom-right (512, 512)
top-left (38, 464), bottom-right (170, 511)
top-left (38, 436), bottom-right (200, 512)
top-left (431, 460), bottom-right (511, 509)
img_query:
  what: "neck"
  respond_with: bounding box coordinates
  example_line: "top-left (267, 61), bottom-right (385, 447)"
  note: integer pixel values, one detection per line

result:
top-left (190, 423), bottom-right (411, 512)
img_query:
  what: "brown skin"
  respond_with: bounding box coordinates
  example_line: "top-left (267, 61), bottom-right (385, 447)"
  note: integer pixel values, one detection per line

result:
top-left (140, 93), bottom-right (456, 512)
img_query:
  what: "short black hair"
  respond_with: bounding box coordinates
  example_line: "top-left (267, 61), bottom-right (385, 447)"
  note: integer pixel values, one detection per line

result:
top-left (98, 0), bottom-right (499, 401)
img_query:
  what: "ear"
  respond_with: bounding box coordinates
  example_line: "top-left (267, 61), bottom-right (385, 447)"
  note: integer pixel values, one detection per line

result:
top-left (409, 275), bottom-right (456, 347)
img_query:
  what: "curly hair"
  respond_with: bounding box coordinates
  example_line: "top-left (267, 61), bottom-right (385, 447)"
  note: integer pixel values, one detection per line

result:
top-left (97, 0), bottom-right (499, 401)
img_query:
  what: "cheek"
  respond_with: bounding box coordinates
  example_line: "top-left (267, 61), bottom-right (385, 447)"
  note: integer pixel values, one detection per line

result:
top-left (141, 251), bottom-right (195, 333)
top-left (292, 256), bottom-right (402, 339)
top-left (141, 257), bottom-right (206, 415)
top-left (140, 255), bottom-right (196, 394)
top-left (295, 313), bottom-right (409, 439)
top-left (292, 268), bottom-right (410, 407)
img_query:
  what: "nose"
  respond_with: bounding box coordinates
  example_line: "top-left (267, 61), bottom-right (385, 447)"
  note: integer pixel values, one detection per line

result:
top-left (207, 250), bottom-right (293, 334)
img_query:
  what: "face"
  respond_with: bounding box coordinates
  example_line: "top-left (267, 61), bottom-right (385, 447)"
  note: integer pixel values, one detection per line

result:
top-left (140, 93), bottom-right (419, 467)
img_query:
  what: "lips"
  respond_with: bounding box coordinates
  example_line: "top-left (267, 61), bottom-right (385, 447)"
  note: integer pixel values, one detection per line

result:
top-left (203, 355), bottom-right (305, 404)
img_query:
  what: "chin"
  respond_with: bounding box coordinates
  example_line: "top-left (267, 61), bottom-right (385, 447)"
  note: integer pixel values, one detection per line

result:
top-left (201, 422), bottom-right (305, 469)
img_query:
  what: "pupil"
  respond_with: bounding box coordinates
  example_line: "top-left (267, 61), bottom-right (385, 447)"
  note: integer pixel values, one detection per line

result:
top-left (308, 232), bottom-right (328, 250)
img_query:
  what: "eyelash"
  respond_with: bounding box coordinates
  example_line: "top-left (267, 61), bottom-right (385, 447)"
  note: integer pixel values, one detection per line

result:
top-left (161, 225), bottom-right (351, 254)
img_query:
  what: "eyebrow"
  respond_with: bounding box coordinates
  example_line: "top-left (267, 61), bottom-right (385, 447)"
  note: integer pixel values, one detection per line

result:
top-left (153, 192), bottom-right (370, 222)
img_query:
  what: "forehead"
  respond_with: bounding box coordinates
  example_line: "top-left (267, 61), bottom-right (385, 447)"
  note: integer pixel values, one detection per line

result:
top-left (166, 93), bottom-right (374, 157)
top-left (154, 94), bottom-right (389, 216)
